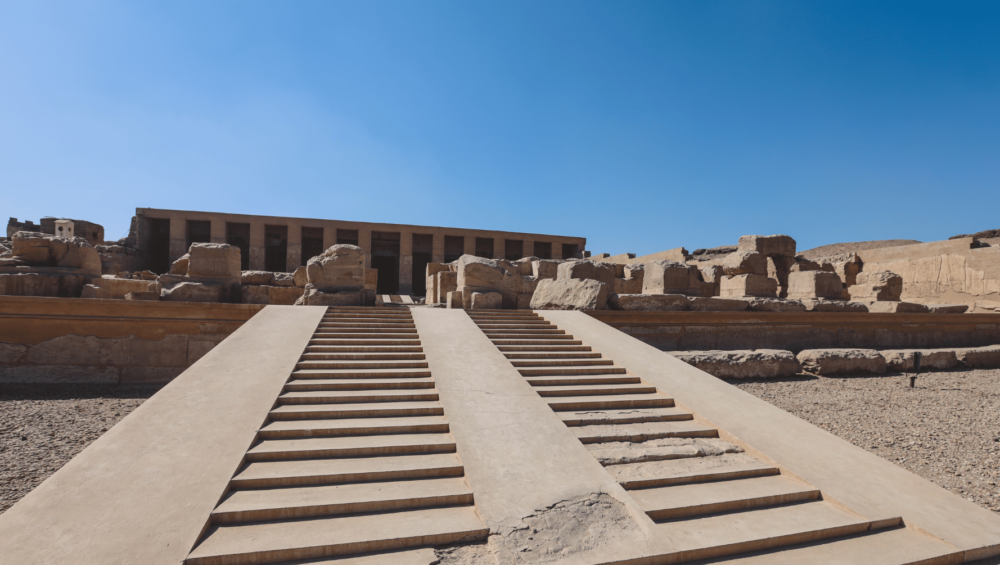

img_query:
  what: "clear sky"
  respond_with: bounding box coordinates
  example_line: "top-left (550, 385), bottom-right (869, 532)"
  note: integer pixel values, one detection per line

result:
top-left (2, 1), bottom-right (998, 255)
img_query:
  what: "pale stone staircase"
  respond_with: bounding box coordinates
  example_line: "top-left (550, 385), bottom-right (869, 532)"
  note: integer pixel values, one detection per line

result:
top-left (467, 309), bottom-right (960, 564)
top-left (185, 307), bottom-right (487, 565)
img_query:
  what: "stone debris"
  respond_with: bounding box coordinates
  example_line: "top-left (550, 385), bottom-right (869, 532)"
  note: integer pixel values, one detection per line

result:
top-left (797, 348), bottom-right (887, 375)
top-left (530, 279), bottom-right (608, 310)
top-left (882, 350), bottom-right (959, 372)
top-left (849, 271), bottom-right (903, 302)
top-left (608, 294), bottom-right (690, 311)
top-left (867, 301), bottom-right (930, 314)
top-left (742, 297), bottom-right (807, 312)
top-left (799, 298), bottom-right (869, 313)
top-left (672, 350), bottom-right (802, 379)
top-left (926, 304), bottom-right (970, 314)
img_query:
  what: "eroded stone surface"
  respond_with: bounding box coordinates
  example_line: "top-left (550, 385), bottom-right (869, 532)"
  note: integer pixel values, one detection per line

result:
top-left (587, 437), bottom-right (742, 465)
top-left (672, 350), bottom-right (802, 379)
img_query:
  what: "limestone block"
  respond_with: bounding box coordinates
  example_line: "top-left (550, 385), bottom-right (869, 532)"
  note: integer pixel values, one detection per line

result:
top-left (790, 258), bottom-right (822, 272)
top-left (721, 250), bottom-right (768, 276)
top-left (0, 272), bottom-right (87, 297)
top-left (609, 294), bottom-right (690, 311)
top-left (306, 244), bottom-right (365, 291)
top-left (446, 290), bottom-right (464, 309)
top-left (786, 271), bottom-right (845, 300)
top-left (672, 350), bottom-right (802, 379)
top-left (364, 268), bottom-right (378, 291)
top-left (160, 281), bottom-right (224, 303)
top-left (241, 271), bottom-right (274, 286)
top-left (827, 255), bottom-right (862, 286)
top-left (514, 257), bottom-right (537, 276)
top-left (10, 231), bottom-right (52, 263)
top-left (687, 297), bottom-right (750, 311)
top-left (697, 264), bottom-right (724, 297)
top-left (99, 335), bottom-right (189, 367)
top-left (120, 366), bottom-right (184, 384)
top-left (81, 276), bottom-right (158, 300)
top-left (457, 255), bottom-right (505, 290)
top-left (882, 349), bottom-right (959, 372)
top-left (242, 285), bottom-right (270, 305)
top-left (0, 365), bottom-right (119, 384)
top-left (926, 304), bottom-right (969, 314)
top-left (867, 301), bottom-right (930, 314)
top-left (125, 291), bottom-right (160, 301)
top-left (10, 232), bottom-right (101, 276)
top-left (642, 260), bottom-right (706, 296)
top-left (532, 260), bottom-right (560, 280)
top-left (850, 271), bottom-right (902, 301)
top-left (269, 286), bottom-right (305, 305)
top-left (426, 263), bottom-right (450, 302)
top-left (956, 346), bottom-right (1000, 368)
top-left (530, 279), bottom-right (608, 310)
top-left (170, 254), bottom-right (190, 275)
top-left (744, 297), bottom-right (807, 312)
top-left (292, 266), bottom-right (309, 287)
top-left (187, 243), bottom-right (241, 281)
top-left (294, 286), bottom-right (364, 306)
top-left (797, 349), bottom-right (887, 375)
top-left (27, 335), bottom-right (101, 365)
top-left (800, 299), bottom-right (869, 313)
top-left (516, 293), bottom-right (533, 309)
top-left (271, 272), bottom-right (295, 287)
top-left (558, 260), bottom-right (617, 288)
top-left (471, 291), bottom-right (502, 310)
top-left (438, 271), bottom-right (458, 303)
top-left (613, 264), bottom-right (645, 294)
top-left (737, 234), bottom-right (796, 258)
top-left (719, 274), bottom-right (777, 298)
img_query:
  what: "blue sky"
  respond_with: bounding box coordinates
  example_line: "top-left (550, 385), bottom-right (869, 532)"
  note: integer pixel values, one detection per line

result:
top-left (1, 1), bottom-right (998, 255)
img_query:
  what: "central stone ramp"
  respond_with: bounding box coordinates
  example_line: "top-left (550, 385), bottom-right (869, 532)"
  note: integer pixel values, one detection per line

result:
top-left (467, 310), bottom-right (964, 565)
top-left (185, 307), bottom-right (486, 565)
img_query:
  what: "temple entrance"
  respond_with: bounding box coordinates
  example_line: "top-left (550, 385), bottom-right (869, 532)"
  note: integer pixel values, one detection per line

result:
top-left (371, 231), bottom-right (400, 294)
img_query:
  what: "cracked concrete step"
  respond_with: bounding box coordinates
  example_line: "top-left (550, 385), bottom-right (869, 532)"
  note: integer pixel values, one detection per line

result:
top-left (573, 421), bottom-right (718, 443)
top-left (509, 358), bottom-right (615, 367)
top-left (310, 339), bottom-right (422, 346)
top-left (557, 407), bottom-right (694, 426)
top-left (296, 360), bottom-right (429, 370)
top-left (525, 374), bottom-right (641, 387)
top-left (300, 352), bottom-right (426, 361)
top-left (284, 378), bottom-right (436, 392)
top-left (610, 453), bottom-right (780, 489)
top-left (656, 501), bottom-right (887, 561)
top-left (497, 345), bottom-right (592, 352)
top-left (186, 506), bottom-right (488, 565)
top-left (212, 477), bottom-right (474, 524)
top-left (306, 346), bottom-right (424, 353)
top-left (533, 384), bottom-right (656, 397)
top-left (546, 393), bottom-right (675, 411)
top-left (291, 368), bottom-right (432, 379)
top-left (696, 526), bottom-right (961, 564)
top-left (518, 366), bottom-right (628, 376)
top-left (278, 390), bottom-right (440, 405)
top-left (269, 401), bottom-right (444, 420)
top-left (259, 416), bottom-right (450, 439)
top-left (633, 475), bottom-right (820, 520)
top-left (247, 434), bottom-right (456, 462)
top-left (232, 453), bottom-right (465, 489)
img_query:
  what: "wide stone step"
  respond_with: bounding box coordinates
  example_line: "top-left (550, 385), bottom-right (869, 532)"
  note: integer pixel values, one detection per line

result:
top-left (546, 393), bottom-right (675, 411)
top-left (491, 339), bottom-right (583, 346)
top-left (259, 416), bottom-right (450, 439)
top-left (633, 475), bottom-right (820, 520)
top-left (322, 314), bottom-right (413, 320)
top-left (497, 345), bottom-right (592, 352)
top-left (269, 401), bottom-right (444, 420)
top-left (489, 333), bottom-right (575, 340)
top-left (656, 501), bottom-right (884, 561)
top-left (505, 352), bottom-right (602, 359)
top-left (310, 339), bottom-right (422, 346)
top-left (509, 358), bottom-right (614, 367)
top-left (609, 453), bottom-right (780, 489)
top-left (532, 384), bottom-right (655, 397)
top-left (704, 526), bottom-right (961, 564)
top-left (247, 434), bottom-right (456, 462)
top-left (278, 390), bottom-right (440, 405)
top-left (300, 352), bottom-right (426, 361)
top-left (306, 346), bottom-right (424, 353)
top-left (319, 321), bottom-right (416, 327)
top-left (483, 329), bottom-right (565, 335)
top-left (186, 507), bottom-right (487, 565)
top-left (573, 421), bottom-right (718, 443)
top-left (295, 360), bottom-right (429, 370)
top-left (313, 332), bottom-right (418, 339)
top-left (292, 368), bottom-right (432, 379)
top-left (519, 366), bottom-right (628, 376)
top-left (477, 325), bottom-right (557, 331)
top-left (231, 453), bottom-right (465, 489)
top-left (525, 374), bottom-right (641, 387)
top-left (212, 477), bottom-right (473, 524)
top-left (284, 378), bottom-right (436, 392)
top-left (557, 407), bottom-right (693, 426)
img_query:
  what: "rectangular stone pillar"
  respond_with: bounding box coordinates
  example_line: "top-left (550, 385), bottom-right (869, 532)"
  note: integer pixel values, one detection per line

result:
top-left (524, 239), bottom-right (535, 259)
top-left (168, 216), bottom-right (186, 264)
top-left (210, 221), bottom-right (225, 244)
top-left (286, 222), bottom-right (302, 273)
top-left (322, 224), bottom-right (336, 251)
top-left (249, 222), bottom-right (266, 271)
top-left (464, 236), bottom-right (476, 258)
top-left (432, 233), bottom-right (444, 264)
top-left (358, 228), bottom-right (372, 269)
top-left (493, 237), bottom-right (504, 260)
top-left (400, 231), bottom-right (413, 295)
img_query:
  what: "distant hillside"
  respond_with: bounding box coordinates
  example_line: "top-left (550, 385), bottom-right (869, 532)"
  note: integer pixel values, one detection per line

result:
top-left (799, 239), bottom-right (922, 259)
top-left (951, 228), bottom-right (1000, 240)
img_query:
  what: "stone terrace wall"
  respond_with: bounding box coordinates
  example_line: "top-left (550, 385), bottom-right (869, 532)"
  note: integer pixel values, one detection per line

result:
top-left (0, 296), bottom-right (264, 384)
top-left (588, 311), bottom-right (1000, 353)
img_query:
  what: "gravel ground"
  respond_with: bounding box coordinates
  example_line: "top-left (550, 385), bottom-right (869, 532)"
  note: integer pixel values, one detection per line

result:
top-left (0, 383), bottom-right (161, 515)
top-left (729, 368), bottom-right (1000, 515)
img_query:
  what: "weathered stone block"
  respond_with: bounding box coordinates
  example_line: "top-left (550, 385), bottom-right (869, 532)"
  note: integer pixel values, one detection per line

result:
top-left (530, 279), bottom-right (608, 310)
top-left (457, 255), bottom-right (505, 290)
top-left (125, 291), bottom-right (160, 301)
top-left (532, 260), bottom-right (560, 280)
top-left (294, 286), bottom-right (364, 306)
top-left (850, 271), bottom-right (902, 302)
top-left (161, 281), bottom-right (224, 303)
top-left (269, 286), bottom-right (305, 305)
top-left (867, 301), bottom-right (929, 314)
top-left (642, 260), bottom-right (706, 296)
top-left (306, 244), bottom-right (365, 291)
top-left (882, 349), bottom-right (959, 372)
top-left (797, 349), bottom-right (887, 375)
top-left (516, 293), bottom-right (533, 310)
top-left (241, 271), bottom-right (274, 286)
top-left (687, 297), bottom-right (750, 311)
top-left (672, 350), bottom-right (802, 379)
top-left (926, 304), bottom-right (969, 314)
top-left (27, 335), bottom-right (101, 365)
top-left (721, 251), bottom-right (768, 276)
top-left (744, 297), bottom-right (808, 312)
top-left (956, 345), bottom-right (1000, 368)
top-left (81, 277), bottom-right (158, 300)
top-left (438, 271), bottom-right (458, 304)
top-left (609, 294), bottom-right (690, 311)
top-left (719, 274), bottom-right (778, 298)
top-left (471, 291), bottom-right (502, 310)
top-left (737, 234), bottom-right (796, 258)
top-left (446, 290), bottom-right (464, 309)
top-left (558, 260), bottom-right (617, 288)
top-left (799, 299), bottom-right (869, 313)
top-left (170, 254), bottom-right (189, 275)
top-left (786, 271), bottom-right (845, 300)
top-left (293, 266), bottom-right (309, 287)
top-left (187, 243), bottom-right (241, 281)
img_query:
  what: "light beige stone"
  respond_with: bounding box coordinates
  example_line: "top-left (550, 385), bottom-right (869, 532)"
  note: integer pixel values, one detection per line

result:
top-left (241, 271), bottom-right (274, 286)
top-left (867, 301), bottom-right (930, 314)
top-left (850, 271), bottom-right (902, 302)
top-left (721, 251), bottom-right (768, 276)
top-left (642, 260), bottom-right (708, 296)
top-left (719, 274), bottom-right (777, 298)
top-left (956, 345), bottom-right (1000, 368)
top-left (470, 291), bottom-right (502, 310)
top-left (81, 277), bottom-right (159, 300)
top-left (687, 297), bottom-right (750, 311)
top-left (737, 235), bottom-right (796, 258)
top-left (294, 286), bottom-right (364, 306)
top-left (438, 271), bottom-right (458, 304)
top-left (457, 255), bottom-right (505, 291)
top-left (187, 243), bottom-right (241, 281)
top-left (797, 349), bottom-right (887, 375)
top-left (446, 290), bottom-right (464, 309)
top-left (170, 254), bottom-right (190, 275)
top-left (744, 298), bottom-right (807, 312)
top-left (292, 266), bottom-right (308, 287)
top-left (161, 281), bottom-right (224, 303)
top-left (531, 259), bottom-right (560, 280)
top-left (530, 278), bottom-right (608, 310)
top-left (882, 349), bottom-right (959, 372)
top-left (799, 299), bottom-right (869, 313)
top-left (306, 244), bottom-right (365, 291)
top-left (609, 294), bottom-right (690, 311)
top-left (672, 350), bottom-right (802, 379)
top-left (786, 271), bottom-right (844, 300)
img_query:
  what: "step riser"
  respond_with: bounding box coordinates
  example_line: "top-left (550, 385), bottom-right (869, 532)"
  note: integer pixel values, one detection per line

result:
top-left (526, 377), bottom-right (640, 386)
top-left (259, 424), bottom-right (450, 439)
top-left (548, 399), bottom-right (675, 410)
top-left (619, 467), bottom-right (781, 489)
top-left (519, 368), bottom-right (628, 376)
top-left (536, 387), bottom-right (657, 397)
top-left (306, 347), bottom-right (424, 353)
top-left (278, 394), bottom-right (439, 405)
top-left (296, 362), bottom-right (430, 370)
top-left (246, 443), bottom-right (457, 462)
top-left (211, 494), bottom-right (476, 525)
top-left (229, 466), bottom-right (466, 490)
top-left (270, 408), bottom-right (444, 420)
top-left (310, 341), bottom-right (422, 346)
top-left (646, 490), bottom-right (821, 521)
top-left (492, 341), bottom-right (583, 346)
top-left (510, 360), bottom-right (615, 367)
top-left (579, 430), bottom-right (719, 443)
top-left (301, 354), bottom-right (426, 360)
top-left (284, 382), bottom-right (435, 392)
top-left (292, 371), bottom-right (432, 379)
top-left (561, 414), bottom-right (694, 426)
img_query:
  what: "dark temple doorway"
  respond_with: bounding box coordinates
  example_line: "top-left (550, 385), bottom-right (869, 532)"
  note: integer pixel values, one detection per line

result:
top-left (371, 231), bottom-right (400, 294)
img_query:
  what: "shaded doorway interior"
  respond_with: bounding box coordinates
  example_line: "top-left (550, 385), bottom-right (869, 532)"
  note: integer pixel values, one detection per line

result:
top-left (147, 218), bottom-right (170, 274)
top-left (444, 235), bottom-right (464, 263)
top-left (412, 233), bottom-right (433, 296)
top-left (226, 222), bottom-right (250, 271)
top-left (265, 225), bottom-right (288, 272)
top-left (301, 227), bottom-right (324, 265)
top-left (186, 220), bottom-right (211, 250)
top-left (475, 237), bottom-right (494, 258)
top-left (371, 231), bottom-right (400, 294)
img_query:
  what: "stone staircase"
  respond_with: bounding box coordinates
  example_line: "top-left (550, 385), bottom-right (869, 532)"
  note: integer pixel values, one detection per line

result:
top-left (467, 309), bottom-right (957, 564)
top-left (185, 307), bottom-right (487, 565)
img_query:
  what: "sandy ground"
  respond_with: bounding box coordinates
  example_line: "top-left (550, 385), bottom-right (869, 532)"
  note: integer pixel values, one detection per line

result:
top-left (730, 368), bottom-right (1000, 515)
top-left (798, 239), bottom-right (922, 259)
top-left (0, 383), bottom-right (161, 515)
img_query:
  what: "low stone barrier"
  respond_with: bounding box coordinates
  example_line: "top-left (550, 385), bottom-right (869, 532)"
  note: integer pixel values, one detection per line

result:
top-left (670, 350), bottom-right (801, 379)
